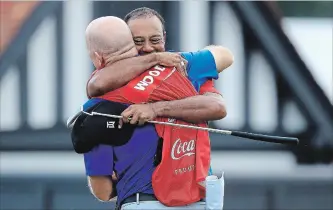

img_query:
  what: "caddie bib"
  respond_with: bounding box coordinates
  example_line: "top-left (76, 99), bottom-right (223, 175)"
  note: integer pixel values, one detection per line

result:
top-left (99, 65), bottom-right (210, 206)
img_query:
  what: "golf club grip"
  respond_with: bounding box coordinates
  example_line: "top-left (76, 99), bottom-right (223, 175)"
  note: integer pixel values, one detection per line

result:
top-left (231, 131), bottom-right (299, 145)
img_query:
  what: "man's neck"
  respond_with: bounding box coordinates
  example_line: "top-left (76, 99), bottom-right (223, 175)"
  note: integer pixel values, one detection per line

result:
top-left (104, 45), bottom-right (137, 66)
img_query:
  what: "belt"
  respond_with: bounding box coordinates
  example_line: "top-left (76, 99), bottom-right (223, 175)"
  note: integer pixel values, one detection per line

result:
top-left (118, 193), bottom-right (157, 209)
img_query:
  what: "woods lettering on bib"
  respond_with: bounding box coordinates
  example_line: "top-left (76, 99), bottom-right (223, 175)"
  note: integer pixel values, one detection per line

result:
top-left (134, 65), bottom-right (168, 90)
top-left (98, 65), bottom-right (211, 206)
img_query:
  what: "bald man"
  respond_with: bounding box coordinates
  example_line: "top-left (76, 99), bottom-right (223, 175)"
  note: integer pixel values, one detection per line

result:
top-left (85, 16), bottom-right (138, 72)
top-left (74, 16), bottom-right (226, 210)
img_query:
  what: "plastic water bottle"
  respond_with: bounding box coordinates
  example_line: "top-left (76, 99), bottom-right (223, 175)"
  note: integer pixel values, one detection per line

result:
top-left (205, 173), bottom-right (224, 210)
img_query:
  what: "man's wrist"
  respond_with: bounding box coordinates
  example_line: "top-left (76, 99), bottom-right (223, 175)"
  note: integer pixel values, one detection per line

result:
top-left (147, 53), bottom-right (159, 66)
top-left (151, 101), bottom-right (170, 117)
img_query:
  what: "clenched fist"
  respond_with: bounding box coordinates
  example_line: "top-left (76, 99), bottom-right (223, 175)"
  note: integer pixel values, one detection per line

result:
top-left (119, 103), bottom-right (157, 128)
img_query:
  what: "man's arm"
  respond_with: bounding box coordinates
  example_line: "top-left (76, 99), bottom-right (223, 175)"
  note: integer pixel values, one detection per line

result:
top-left (87, 53), bottom-right (183, 97)
top-left (153, 79), bottom-right (226, 123)
top-left (121, 95), bottom-right (226, 125)
top-left (121, 80), bottom-right (226, 125)
top-left (87, 45), bottom-right (233, 98)
top-left (84, 145), bottom-right (116, 202)
top-left (153, 94), bottom-right (226, 123)
top-left (204, 45), bottom-right (234, 73)
top-left (88, 176), bottom-right (116, 202)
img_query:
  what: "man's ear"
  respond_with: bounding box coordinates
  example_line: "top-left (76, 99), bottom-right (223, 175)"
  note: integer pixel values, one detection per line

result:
top-left (93, 52), bottom-right (105, 69)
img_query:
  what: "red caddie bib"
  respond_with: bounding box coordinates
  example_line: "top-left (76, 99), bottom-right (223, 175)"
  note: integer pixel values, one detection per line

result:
top-left (99, 65), bottom-right (210, 206)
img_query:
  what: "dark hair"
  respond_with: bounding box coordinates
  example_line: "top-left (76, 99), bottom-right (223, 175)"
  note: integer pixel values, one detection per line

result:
top-left (124, 7), bottom-right (165, 32)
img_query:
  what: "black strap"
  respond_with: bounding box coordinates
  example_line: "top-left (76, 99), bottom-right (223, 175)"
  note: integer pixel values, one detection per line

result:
top-left (154, 137), bottom-right (163, 166)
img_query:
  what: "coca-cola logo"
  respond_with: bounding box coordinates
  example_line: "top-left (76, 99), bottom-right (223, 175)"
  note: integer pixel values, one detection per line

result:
top-left (171, 139), bottom-right (195, 160)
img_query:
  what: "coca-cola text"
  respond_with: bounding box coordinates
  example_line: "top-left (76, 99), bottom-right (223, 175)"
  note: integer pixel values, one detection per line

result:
top-left (171, 138), bottom-right (195, 160)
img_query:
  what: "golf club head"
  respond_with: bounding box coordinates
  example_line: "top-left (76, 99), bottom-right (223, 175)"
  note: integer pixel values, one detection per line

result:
top-left (66, 106), bottom-right (83, 129)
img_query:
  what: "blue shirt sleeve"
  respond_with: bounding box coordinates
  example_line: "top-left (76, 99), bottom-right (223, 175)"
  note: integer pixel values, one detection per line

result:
top-left (83, 98), bottom-right (104, 110)
top-left (84, 145), bottom-right (114, 176)
top-left (81, 98), bottom-right (114, 176)
top-left (181, 50), bottom-right (218, 91)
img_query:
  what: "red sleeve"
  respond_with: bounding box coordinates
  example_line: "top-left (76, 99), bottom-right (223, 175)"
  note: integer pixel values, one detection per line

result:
top-left (199, 80), bottom-right (221, 95)
top-left (86, 69), bottom-right (98, 99)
